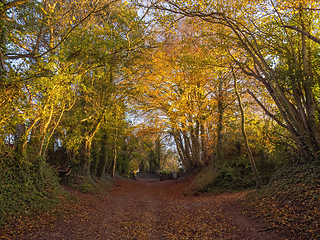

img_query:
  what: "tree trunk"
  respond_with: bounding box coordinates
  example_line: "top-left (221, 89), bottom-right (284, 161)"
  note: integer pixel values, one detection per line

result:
top-left (172, 132), bottom-right (192, 173)
top-left (90, 139), bottom-right (100, 179)
top-left (233, 69), bottom-right (260, 188)
top-left (80, 137), bottom-right (92, 174)
top-left (96, 133), bottom-right (109, 179)
top-left (112, 107), bottom-right (118, 178)
top-left (191, 119), bottom-right (201, 169)
top-left (155, 136), bottom-right (161, 171)
top-left (200, 121), bottom-right (207, 165)
top-left (215, 76), bottom-right (224, 169)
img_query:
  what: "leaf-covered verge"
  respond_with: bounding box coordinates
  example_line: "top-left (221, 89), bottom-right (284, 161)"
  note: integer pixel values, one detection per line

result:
top-left (0, 154), bottom-right (77, 237)
top-left (0, 157), bottom-right (121, 239)
top-left (244, 161), bottom-right (320, 239)
top-left (179, 155), bottom-right (319, 239)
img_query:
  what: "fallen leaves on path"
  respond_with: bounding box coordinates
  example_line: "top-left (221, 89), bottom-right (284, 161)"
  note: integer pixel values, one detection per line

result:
top-left (4, 175), bottom-right (289, 240)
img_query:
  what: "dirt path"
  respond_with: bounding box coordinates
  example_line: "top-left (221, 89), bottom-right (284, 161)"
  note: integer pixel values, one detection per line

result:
top-left (16, 176), bottom-right (287, 240)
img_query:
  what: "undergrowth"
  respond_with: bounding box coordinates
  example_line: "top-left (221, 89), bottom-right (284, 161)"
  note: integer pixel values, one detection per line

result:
top-left (198, 156), bottom-right (277, 193)
top-left (59, 166), bottom-right (114, 194)
top-left (0, 154), bottom-right (69, 233)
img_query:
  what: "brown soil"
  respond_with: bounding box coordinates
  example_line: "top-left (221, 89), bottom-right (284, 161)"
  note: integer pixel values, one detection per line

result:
top-left (13, 174), bottom-right (289, 240)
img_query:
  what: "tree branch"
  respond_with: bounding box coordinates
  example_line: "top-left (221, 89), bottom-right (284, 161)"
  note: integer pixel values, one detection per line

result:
top-left (282, 25), bottom-right (320, 44)
top-left (4, 0), bottom-right (119, 60)
top-left (0, 45), bottom-right (5, 70)
top-left (247, 89), bottom-right (288, 129)
top-left (2, 0), bottom-right (28, 12)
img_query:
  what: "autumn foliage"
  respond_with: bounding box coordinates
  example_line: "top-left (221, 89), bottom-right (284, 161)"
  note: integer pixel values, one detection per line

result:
top-left (1, 0), bottom-right (320, 238)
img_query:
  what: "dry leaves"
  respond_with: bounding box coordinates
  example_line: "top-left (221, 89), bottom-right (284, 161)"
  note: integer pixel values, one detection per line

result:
top-left (3, 176), bottom-right (287, 240)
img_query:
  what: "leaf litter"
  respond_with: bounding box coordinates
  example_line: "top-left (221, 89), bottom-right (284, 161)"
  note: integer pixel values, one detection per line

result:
top-left (3, 175), bottom-right (293, 240)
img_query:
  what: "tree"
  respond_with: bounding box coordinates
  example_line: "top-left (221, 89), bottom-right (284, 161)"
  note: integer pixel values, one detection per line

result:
top-left (0, 0), bottom-right (148, 181)
top-left (127, 19), bottom-right (238, 173)
top-left (145, 0), bottom-right (320, 161)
